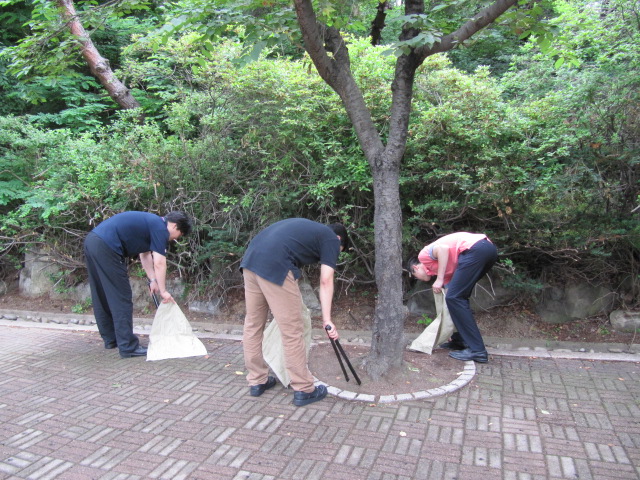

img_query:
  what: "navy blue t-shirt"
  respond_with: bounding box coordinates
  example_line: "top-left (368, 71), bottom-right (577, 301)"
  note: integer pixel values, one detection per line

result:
top-left (92, 211), bottom-right (169, 258)
top-left (240, 218), bottom-right (340, 286)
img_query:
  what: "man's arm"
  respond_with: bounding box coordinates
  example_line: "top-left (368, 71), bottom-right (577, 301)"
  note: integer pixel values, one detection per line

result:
top-left (431, 244), bottom-right (449, 293)
top-left (139, 251), bottom-right (157, 287)
top-left (318, 264), bottom-right (338, 339)
top-left (139, 251), bottom-right (175, 303)
top-left (152, 252), bottom-right (174, 303)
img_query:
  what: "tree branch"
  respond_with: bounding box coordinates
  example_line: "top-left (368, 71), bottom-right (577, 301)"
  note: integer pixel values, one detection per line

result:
top-left (370, 1), bottom-right (389, 46)
top-left (416, 0), bottom-right (520, 60)
top-left (56, 0), bottom-right (141, 110)
top-left (292, 0), bottom-right (384, 161)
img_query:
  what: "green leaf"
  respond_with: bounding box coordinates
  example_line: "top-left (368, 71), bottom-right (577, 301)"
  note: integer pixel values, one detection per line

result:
top-left (249, 40), bottom-right (267, 61)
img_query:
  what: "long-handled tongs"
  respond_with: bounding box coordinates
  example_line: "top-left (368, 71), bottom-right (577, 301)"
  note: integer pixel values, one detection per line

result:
top-left (324, 325), bottom-right (362, 385)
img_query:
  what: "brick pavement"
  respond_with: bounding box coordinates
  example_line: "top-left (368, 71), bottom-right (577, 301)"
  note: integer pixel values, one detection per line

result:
top-left (0, 325), bottom-right (639, 480)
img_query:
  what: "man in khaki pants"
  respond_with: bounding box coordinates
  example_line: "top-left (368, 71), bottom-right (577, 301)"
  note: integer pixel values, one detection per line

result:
top-left (240, 218), bottom-right (348, 406)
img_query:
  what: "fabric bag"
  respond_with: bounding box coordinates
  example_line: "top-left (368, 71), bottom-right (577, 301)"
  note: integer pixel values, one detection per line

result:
top-left (262, 302), bottom-right (313, 387)
top-left (409, 289), bottom-right (456, 354)
top-left (146, 302), bottom-right (208, 361)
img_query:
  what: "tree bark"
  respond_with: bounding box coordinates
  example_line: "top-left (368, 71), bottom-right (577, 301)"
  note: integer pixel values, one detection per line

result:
top-left (365, 161), bottom-right (406, 378)
top-left (292, 0), bottom-right (518, 379)
top-left (370, 1), bottom-right (389, 46)
top-left (57, 0), bottom-right (141, 110)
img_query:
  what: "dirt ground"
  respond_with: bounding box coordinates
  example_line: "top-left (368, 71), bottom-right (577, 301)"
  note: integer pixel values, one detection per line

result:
top-left (308, 342), bottom-right (465, 396)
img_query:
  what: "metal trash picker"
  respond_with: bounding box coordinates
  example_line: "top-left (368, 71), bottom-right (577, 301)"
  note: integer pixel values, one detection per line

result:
top-left (148, 279), bottom-right (160, 309)
top-left (324, 325), bottom-right (362, 385)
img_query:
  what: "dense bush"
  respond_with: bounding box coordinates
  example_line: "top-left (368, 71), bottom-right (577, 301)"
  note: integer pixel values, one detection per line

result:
top-left (0, 2), bottom-right (638, 307)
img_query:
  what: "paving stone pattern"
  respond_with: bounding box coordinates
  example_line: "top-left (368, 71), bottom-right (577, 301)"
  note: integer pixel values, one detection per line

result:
top-left (0, 326), bottom-right (639, 480)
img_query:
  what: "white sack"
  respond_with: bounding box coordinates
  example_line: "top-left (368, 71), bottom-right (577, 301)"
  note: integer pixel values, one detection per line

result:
top-left (146, 302), bottom-right (208, 361)
top-left (262, 303), bottom-right (312, 387)
top-left (409, 289), bottom-right (456, 355)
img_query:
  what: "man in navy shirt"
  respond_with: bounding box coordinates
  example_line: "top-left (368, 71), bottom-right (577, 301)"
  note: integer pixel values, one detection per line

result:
top-left (240, 218), bottom-right (349, 406)
top-left (84, 211), bottom-right (192, 358)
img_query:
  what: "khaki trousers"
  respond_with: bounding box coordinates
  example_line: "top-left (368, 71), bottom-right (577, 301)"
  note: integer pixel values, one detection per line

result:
top-left (242, 269), bottom-right (315, 393)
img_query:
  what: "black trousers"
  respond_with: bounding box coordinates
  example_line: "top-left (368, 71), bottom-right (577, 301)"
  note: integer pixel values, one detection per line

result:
top-left (445, 239), bottom-right (498, 353)
top-left (84, 232), bottom-right (139, 354)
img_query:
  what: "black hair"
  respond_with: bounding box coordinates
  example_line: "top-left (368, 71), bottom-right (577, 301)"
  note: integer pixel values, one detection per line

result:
top-left (403, 256), bottom-right (420, 277)
top-left (328, 223), bottom-right (349, 251)
top-left (165, 211), bottom-right (193, 236)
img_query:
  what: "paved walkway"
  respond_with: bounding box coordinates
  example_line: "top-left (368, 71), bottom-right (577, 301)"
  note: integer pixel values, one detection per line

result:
top-left (0, 322), bottom-right (639, 479)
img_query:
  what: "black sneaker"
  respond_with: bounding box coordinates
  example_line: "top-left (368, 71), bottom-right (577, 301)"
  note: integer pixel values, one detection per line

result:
top-left (250, 376), bottom-right (277, 397)
top-left (120, 345), bottom-right (147, 358)
top-left (448, 348), bottom-right (489, 363)
top-left (438, 340), bottom-right (467, 350)
top-left (293, 385), bottom-right (328, 407)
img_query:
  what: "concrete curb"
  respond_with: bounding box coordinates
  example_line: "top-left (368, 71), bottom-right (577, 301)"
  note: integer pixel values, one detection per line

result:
top-left (2, 307), bottom-right (639, 360)
top-left (314, 359), bottom-right (476, 404)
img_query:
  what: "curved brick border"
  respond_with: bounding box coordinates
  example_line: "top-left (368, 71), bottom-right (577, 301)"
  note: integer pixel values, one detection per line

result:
top-left (1, 310), bottom-right (477, 404)
top-left (313, 357), bottom-right (476, 404)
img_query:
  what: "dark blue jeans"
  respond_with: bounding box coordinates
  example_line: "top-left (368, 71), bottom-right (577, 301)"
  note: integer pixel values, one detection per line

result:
top-left (445, 239), bottom-right (498, 353)
top-left (84, 232), bottom-right (140, 354)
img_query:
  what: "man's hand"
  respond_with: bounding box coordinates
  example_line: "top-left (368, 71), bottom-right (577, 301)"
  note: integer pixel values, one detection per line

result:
top-left (148, 280), bottom-right (160, 294)
top-left (160, 290), bottom-right (175, 304)
top-left (324, 322), bottom-right (339, 340)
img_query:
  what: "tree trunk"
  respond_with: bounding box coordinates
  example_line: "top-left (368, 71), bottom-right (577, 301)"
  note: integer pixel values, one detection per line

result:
top-left (57, 0), bottom-right (141, 110)
top-left (363, 159), bottom-right (406, 379)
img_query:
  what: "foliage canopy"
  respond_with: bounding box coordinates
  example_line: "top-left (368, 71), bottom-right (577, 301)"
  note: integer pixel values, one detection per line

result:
top-left (0, 0), bottom-right (638, 308)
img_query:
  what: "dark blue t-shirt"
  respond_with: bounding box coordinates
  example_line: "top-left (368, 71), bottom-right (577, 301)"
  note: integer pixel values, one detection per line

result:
top-left (92, 211), bottom-right (169, 258)
top-left (240, 218), bottom-right (340, 286)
